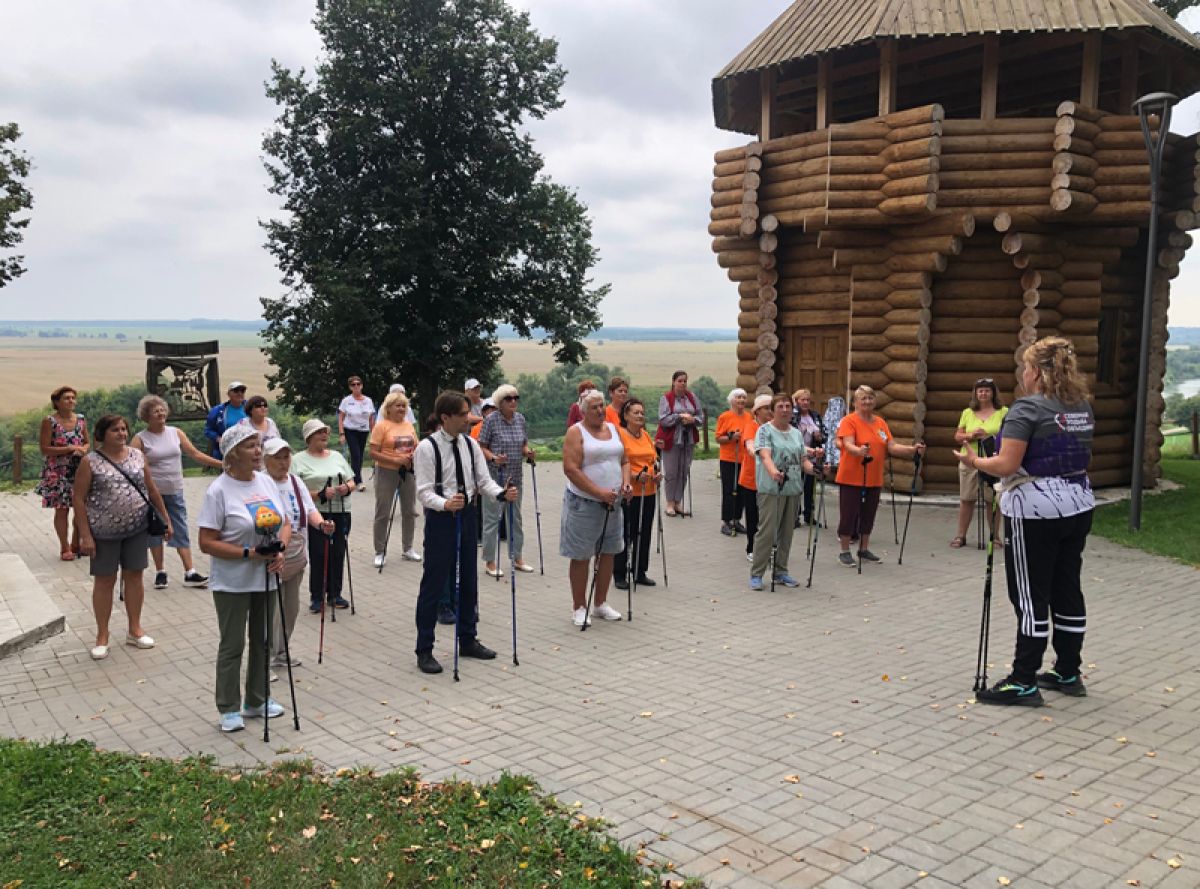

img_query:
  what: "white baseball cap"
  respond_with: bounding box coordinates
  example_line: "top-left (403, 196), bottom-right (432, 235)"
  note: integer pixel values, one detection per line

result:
top-left (227, 380), bottom-right (247, 392)
top-left (262, 438), bottom-right (292, 457)
top-left (389, 383), bottom-right (405, 393)
top-left (753, 394), bottom-right (773, 412)
top-left (464, 378), bottom-right (481, 391)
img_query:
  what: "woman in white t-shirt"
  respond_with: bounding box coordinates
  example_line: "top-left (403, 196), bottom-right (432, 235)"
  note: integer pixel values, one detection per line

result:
top-left (262, 438), bottom-right (333, 671)
top-left (197, 425), bottom-right (291, 734)
top-left (337, 375), bottom-right (376, 487)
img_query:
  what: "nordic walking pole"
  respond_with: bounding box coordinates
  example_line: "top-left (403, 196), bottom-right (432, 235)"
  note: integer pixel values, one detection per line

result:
top-left (806, 458), bottom-right (827, 589)
top-left (769, 466), bottom-right (789, 592)
top-left (528, 458), bottom-right (544, 574)
top-left (337, 473), bottom-right (356, 614)
top-left (582, 499), bottom-right (614, 632)
top-left (654, 461), bottom-right (668, 586)
top-left (453, 510), bottom-right (462, 681)
top-left (262, 570), bottom-right (272, 743)
top-left (975, 441), bottom-right (987, 550)
top-left (898, 450), bottom-right (923, 566)
top-left (494, 467), bottom-right (505, 582)
top-left (974, 493), bottom-right (1001, 692)
top-left (274, 572), bottom-right (300, 731)
top-left (318, 528), bottom-right (330, 664)
top-left (324, 478), bottom-right (337, 624)
top-left (507, 489), bottom-right (519, 666)
top-left (889, 456), bottom-right (899, 544)
top-left (857, 446), bottom-right (871, 576)
top-left (379, 483), bottom-right (399, 574)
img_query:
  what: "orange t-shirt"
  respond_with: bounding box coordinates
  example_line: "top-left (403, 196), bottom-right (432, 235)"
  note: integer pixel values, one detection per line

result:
top-left (716, 409), bottom-right (750, 463)
top-left (737, 420), bottom-right (762, 490)
top-left (369, 418), bottom-right (417, 469)
top-left (470, 421), bottom-right (483, 440)
top-left (605, 404), bottom-right (621, 427)
top-left (835, 413), bottom-right (892, 488)
top-left (619, 426), bottom-right (658, 497)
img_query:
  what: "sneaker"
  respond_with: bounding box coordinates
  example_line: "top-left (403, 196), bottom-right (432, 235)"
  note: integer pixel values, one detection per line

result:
top-left (219, 712), bottom-right (245, 733)
top-left (241, 699), bottom-right (285, 719)
top-left (271, 654), bottom-right (302, 668)
top-left (331, 597), bottom-right (350, 609)
top-left (838, 551), bottom-right (857, 568)
top-left (614, 576), bottom-right (629, 590)
top-left (309, 600), bottom-right (322, 615)
top-left (402, 549), bottom-right (422, 562)
top-left (572, 607), bottom-right (589, 627)
top-left (373, 553), bottom-right (386, 568)
top-left (1037, 669), bottom-right (1087, 697)
top-left (976, 677), bottom-right (1045, 707)
top-left (154, 571), bottom-right (168, 590)
top-left (183, 571), bottom-right (208, 588)
top-left (417, 651), bottom-right (443, 674)
top-left (592, 602), bottom-right (623, 621)
top-left (749, 576), bottom-right (764, 591)
top-left (438, 604), bottom-right (457, 625)
top-left (459, 638), bottom-right (497, 659)
top-left (635, 575), bottom-right (657, 587)
top-left (720, 522), bottom-right (735, 537)
top-left (858, 549), bottom-right (881, 563)
top-left (773, 573), bottom-right (800, 588)
top-left (733, 521), bottom-right (748, 535)
top-left (745, 552), bottom-right (754, 562)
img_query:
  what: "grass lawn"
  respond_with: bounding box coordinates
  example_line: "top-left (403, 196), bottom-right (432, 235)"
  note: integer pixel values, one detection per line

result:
top-left (1092, 454), bottom-right (1200, 566)
top-left (0, 739), bottom-right (697, 888)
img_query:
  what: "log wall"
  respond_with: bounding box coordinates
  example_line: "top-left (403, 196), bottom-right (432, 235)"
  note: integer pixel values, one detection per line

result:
top-left (710, 100), bottom-right (1200, 492)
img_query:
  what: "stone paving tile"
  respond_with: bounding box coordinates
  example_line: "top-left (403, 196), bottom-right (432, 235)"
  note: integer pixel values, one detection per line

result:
top-left (3, 463), bottom-right (1200, 887)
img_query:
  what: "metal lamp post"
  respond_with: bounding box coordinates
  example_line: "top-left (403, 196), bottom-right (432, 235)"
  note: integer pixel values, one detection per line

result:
top-left (1129, 91), bottom-right (1179, 531)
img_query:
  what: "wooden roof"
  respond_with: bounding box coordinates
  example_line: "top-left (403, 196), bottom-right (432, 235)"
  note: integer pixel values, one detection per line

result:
top-left (716, 0), bottom-right (1200, 80)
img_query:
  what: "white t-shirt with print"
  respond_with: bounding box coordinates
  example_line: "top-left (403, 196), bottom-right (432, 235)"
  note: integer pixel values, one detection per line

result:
top-left (338, 395), bottom-right (376, 432)
top-left (198, 471), bottom-right (287, 593)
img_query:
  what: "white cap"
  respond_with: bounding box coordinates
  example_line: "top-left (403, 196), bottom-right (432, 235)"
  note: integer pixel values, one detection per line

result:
top-left (301, 418), bottom-right (330, 441)
top-left (753, 394), bottom-right (773, 412)
top-left (464, 378), bottom-right (481, 391)
top-left (389, 383), bottom-right (405, 393)
top-left (481, 397), bottom-right (495, 410)
top-left (262, 438), bottom-right (292, 457)
top-left (227, 380), bottom-right (247, 392)
top-left (219, 424), bottom-right (258, 459)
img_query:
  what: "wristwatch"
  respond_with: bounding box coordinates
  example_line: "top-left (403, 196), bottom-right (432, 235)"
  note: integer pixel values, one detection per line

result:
top-left (243, 546), bottom-right (250, 560)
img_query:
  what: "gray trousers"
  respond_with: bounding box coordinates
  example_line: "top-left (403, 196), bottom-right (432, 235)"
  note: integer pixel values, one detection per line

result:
top-left (213, 590), bottom-right (275, 714)
top-left (373, 466), bottom-right (417, 554)
top-left (662, 442), bottom-right (694, 504)
top-left (272, 571), bottom-right (303, 661)
top-left (483, 485), bottom-right (524, 562)
top-left (752, 493), bottom-right (802, 579)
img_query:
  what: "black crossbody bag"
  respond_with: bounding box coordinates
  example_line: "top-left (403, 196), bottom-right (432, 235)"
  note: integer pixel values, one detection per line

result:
top-left (97, 451), bottom-right (169, 537)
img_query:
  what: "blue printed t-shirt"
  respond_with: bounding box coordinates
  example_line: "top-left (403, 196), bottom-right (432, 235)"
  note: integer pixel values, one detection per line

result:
top-left (198, 470), bottom-right (286, 592)
top-left (997, 394), bottom-right (1095, 519)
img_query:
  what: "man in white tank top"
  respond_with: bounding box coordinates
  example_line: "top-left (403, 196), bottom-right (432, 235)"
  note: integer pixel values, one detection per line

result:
top-left (561, 390), bottom-right (631, 626)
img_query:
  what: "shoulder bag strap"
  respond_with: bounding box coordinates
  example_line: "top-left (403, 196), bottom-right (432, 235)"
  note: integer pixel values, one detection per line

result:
top-left (290, 474), bottom-right (307, 529)
top-left (95, 451), bottom-right (152, 508)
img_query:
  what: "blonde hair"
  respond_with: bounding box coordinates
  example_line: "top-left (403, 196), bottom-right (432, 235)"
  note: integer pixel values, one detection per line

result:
top-left (381, 391), bottom-right (409, 417)
top-left (1022, 336), bottom-right (1090, 404)
top-left (853, 385), bottom-right (876, 404)
top-left (791, 388), bottom-right (811, 401)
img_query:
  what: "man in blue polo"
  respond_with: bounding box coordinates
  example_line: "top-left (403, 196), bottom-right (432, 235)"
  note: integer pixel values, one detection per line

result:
top-left (204, 381), bottom-right (248, 458)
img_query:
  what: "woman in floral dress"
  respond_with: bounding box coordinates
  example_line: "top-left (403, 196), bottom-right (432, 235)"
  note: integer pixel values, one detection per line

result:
top-left (36, 385), bottom-right (89, 560)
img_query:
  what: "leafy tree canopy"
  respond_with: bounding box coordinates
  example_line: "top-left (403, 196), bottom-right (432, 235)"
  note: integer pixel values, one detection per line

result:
top-left (1154, 0), bottom-right (1200, 18)
top-left (0, 123), bottom-right (33, 289)
top-left (260, 0), bottom-right (608, 415)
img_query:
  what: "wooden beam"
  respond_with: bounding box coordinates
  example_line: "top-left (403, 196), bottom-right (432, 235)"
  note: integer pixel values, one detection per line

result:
top-left (878, 39), bottom-right (897, 116)
top-left (1081, 33), bottom-right (1101, 107)
top-left (760, 67), bottom-right (776, 142)
top-left (1118, 40), bottom-right (1139, 112)
top-left (816, 55), bottom-right (832, 130)
top-left (981, 35), bottom-right (999, 121)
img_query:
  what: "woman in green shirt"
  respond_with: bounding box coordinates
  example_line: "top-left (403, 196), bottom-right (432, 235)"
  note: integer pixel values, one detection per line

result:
top-left (291, 418), bottom-right (356, 612)
top-left (951, 378), bottom-right (1007, 548)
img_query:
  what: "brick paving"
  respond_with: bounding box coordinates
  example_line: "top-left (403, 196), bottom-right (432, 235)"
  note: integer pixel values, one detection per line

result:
top-left (2, 462), bottom-right (1200, 887)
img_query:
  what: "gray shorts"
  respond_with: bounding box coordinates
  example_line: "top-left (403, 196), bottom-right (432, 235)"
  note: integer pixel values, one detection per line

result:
top-left (559, 490), bottom-right (624, 560)
top-left (91, 530), bottom-right (150, 577)
top-left (149, 492), bottom-right (190, 549)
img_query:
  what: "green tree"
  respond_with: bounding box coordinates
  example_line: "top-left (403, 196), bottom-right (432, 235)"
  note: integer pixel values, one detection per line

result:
top-left (1154, 0), bottom-right (1200, 17)
top-left (0, 123), bottom-right (33, 288)
top-left (260, 0), bottom-right (608, 416)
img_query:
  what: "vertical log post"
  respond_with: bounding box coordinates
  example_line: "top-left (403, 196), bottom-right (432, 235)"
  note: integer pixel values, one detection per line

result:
top-left (981, 36), bottom-right (999, 121)
top-left (760, 68), bottom-right (777, 143)
top-left (12, 435), bottom-right (22, 485)
top-left (1080, 34), bottom-right (1102, 108)
top-left (816, 56), bottom-right (832, 130)
top-left (878, 39), bottom-right (897, 117)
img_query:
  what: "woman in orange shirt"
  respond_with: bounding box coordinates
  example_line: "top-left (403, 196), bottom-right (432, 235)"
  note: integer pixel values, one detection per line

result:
top-left (737, 395), bottom-right (772, 562)
top-left (614, 398), bottom-right (661, 590)
top-left (605, 377), bottom-right (629, 427)
top-left (835, 385), bottom-right (925, 567)
top-left (716, 388), bottom-right (749, 537)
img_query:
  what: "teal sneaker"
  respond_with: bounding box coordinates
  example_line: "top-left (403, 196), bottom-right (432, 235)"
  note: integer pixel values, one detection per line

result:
top-left (1037, 669), bottom-right (1087, 697)
top-left (977, 677), bottom-right (1045, 707)
top-left (749, 576), bottom-right (764, 591)
top-left (773, 574), bottom-right (800, 588)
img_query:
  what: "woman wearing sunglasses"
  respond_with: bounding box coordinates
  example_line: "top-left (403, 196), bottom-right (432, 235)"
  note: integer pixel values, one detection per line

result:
top-left (479, 384), bottom-right (536, 576)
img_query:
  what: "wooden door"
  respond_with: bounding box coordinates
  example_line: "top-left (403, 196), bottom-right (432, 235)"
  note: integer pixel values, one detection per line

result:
top-left (784, 325), bottom-right (848, 415)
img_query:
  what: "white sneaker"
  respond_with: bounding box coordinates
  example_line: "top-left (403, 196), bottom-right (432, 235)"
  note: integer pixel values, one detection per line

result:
top-left (592, 602), bottom-right (623, 622)
top-left (373, 553), bottom-right (385, 568)
top-left (219, 712), bottom-right (245, 733)
top-left (241, 699), bottom-right (285, 719)
top-left (572, 606), bottom-right (589, 627)
top-left (402, 549), bottom-right (422, 562)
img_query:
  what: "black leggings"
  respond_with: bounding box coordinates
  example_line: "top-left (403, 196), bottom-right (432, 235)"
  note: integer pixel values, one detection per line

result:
top-left (615, 494), bottom-right (656, 581)
top-left (720, 460), bottom-right (744, 523)
top-left (738, 485), bottom-right (758, 555)
top-left (307, 512), bottom-right (352, 601)
top-left (344, 429), bottom-right (369, 484)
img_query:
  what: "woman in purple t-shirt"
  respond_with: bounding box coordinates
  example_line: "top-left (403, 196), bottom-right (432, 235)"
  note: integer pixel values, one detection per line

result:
top-left (958, 337), bottom-right (1095, 707)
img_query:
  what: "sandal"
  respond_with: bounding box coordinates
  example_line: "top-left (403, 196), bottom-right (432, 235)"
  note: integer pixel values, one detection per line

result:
top-left (60, 550), bottom-right (76, 561)
top-left (949, 537), bottom-right (966, 549)
top-left (665, 508), bottom-right (678, 517)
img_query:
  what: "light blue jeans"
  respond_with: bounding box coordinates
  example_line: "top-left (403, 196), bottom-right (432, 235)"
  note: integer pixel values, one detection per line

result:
top-left (482, 485), bottom-right (524, 563)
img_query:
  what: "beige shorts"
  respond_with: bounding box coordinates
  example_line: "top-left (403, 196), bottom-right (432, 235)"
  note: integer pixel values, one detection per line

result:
top-left (958, 462), bottom-right (996, 503)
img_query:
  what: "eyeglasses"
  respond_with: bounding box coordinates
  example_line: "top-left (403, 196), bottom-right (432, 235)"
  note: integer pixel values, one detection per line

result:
top-left (975, 379), bottom-right (994, 387)
top-left (350, 381), bottom-right (362, 387)
top-left (503, 395), bottom-right (520, 402)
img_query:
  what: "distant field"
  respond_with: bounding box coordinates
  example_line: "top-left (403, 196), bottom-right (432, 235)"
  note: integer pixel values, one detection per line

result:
top-left (0, 333), bottom-right (737, 413)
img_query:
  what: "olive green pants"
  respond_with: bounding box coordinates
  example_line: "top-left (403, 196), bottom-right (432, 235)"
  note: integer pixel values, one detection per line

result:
top-left (213, 590), bottom-right (275, 715)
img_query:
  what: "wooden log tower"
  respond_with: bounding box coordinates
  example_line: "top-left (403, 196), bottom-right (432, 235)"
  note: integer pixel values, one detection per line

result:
top-left (711, 0), bottom-right (1200, 491)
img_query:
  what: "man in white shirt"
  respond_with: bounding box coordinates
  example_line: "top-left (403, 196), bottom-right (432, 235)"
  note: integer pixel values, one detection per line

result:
top-left (413, 390), bottom-right (517, 674)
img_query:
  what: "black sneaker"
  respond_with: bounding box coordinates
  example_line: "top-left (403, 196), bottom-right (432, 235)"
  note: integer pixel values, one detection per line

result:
top-left (635, 575), bottom-right (657, 587)
top-left (1037, 669), bottom-right (1087, 697)
top-left (732, 522), bottom-right (748, 535)
top-left (720, 523), bottom-right (735, 537)
top-left (614, 577), bottom-right (629, 590)
top-left (417, 651), bottom-right (443, 674)
top-left (859, 549), bottom-right (881, 563)
top-left (977, 676), bottom-right (1045, 707)
top-left (838, 551), bottom-right (857, 568)
top-left (183, 571), bottom-right (208, 588)
top-left (437, 605), bottom-right (457, 625)
top-left (153, 571), bottom-right (168, 590)
top-left (459, 638), bottom-right (496, 660)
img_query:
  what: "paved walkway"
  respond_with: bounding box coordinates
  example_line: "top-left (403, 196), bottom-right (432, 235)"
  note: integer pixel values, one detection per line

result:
top-left (2, 463), bottom-right (1199, 888)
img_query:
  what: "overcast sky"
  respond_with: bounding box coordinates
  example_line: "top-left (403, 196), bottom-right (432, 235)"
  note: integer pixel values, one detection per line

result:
top-left (3, 1), bottom-right (1200, 328)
